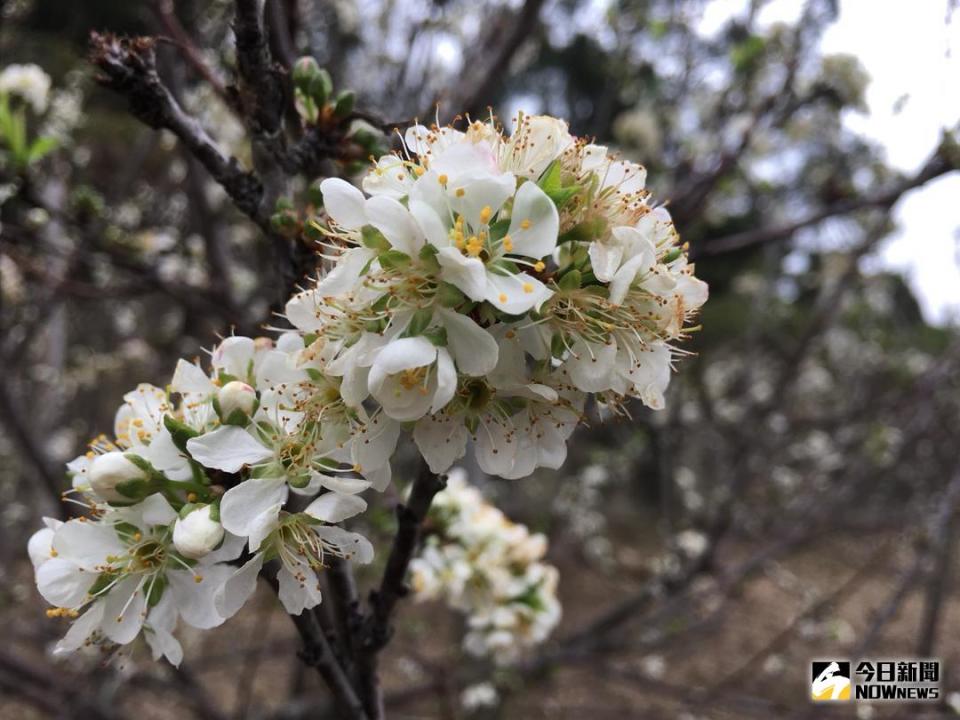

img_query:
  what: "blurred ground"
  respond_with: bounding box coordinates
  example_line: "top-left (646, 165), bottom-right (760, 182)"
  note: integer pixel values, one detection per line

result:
top-left (4, 515), bottom-right (957, 719)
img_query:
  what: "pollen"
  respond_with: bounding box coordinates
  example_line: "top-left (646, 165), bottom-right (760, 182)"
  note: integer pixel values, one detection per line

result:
top-left (520, 219), bottom-right (532, 229)
top-left (455, 188), bottom-right (465, 197)
top-left (479, 205), bottom-right (492, 224)
top-left (522, 283), bottom-right (534, 294)
top-left (194, 575), bottom-right (203, 583)
top-left (187, 492), bottom-right (198, 503)
top-left (413, 166), bottom-right (425, 176)
top-left (502, 236), bottom-right (514, 252)
top-left (499, 293), bottom-right (508, 303)
top-left (438, 174), bottom-right (448, 186)
top-left (534, 261), bottom-right (545, 272)
top-left (133, 532), bottom-right (142, 542)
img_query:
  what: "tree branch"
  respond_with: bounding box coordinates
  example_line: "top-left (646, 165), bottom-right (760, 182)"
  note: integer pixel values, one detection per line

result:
top-left (693, 138), bottom-right (960, 259)
top-left (355, 464), bottom-right (447, 720)
top-left (89, 32), bottom-right (268, 231)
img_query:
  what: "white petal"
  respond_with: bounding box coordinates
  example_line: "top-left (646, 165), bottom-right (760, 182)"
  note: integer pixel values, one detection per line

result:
top-left (315, 526), bottom-right (375, 564)
top-left (131, 494), bottom-right (175, 529)
top-left (431, 348), bottom-right (457, 413)
top-left (212, 337), bottom-right (255, 379)
top-left (370, 336), bottom-right (437, 376)
top-left (304, 492), bottom-right (367, 523)
top-left (588, 241), bottom-right (624, 283)
top-left (313, 472), bottom-right (373, 495)
top-left (352, 415), bottom-right (401, 473)
top-left (186, 426), bottom-right (274, 473)
top-left (506, 181), bottom-right (559, 259)
top-left (28, 526), bottom-right (55, 569)
top-left (277, 561), bottom-right (322, 615)
top-left (54, 602), bottom-right (105, 655)
top-left (36, 558), bottom-right (91, 608)
top-left (485, 271), bottom-right (552, 315)
top-left (566, 338), bottom-right (617, 392)
top-left (448, 173), bottom-right (515, 230)
top-left (215, 553), bottom-right (264, 620)
top-left (169, 564), bottom-right (234, 629)
top-left (102, 576), bottom-right (147, 644)
top-left (436, 308), bottom-right (499, 376)
top-left (473, 419), bottom-right (518, 477)
top-left (365, 195), bottom-right (423, 256)
top-left (413, 414), bottom-right (468, 474)
top-left (52, 520), bottom-right (124, 569)
top-left (363, 463), bottom-right (392, 492)
top-left (436, 247), bottom-right (488, 301)
top-left (314, 247), bottom-right (377, 298)
top-left (220, 477), bottom-right (288, 537)
top-left (410, 199), bottom-right (450, 249)
top-left (171, 359), bottom-right (216, 395)
top-left (320, 177), bottom-right (367, 229)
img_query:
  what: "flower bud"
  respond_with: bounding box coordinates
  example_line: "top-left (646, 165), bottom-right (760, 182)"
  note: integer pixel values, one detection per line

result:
top-left (292, 56), bottom-right (320, 89)
top-left (218, 381), bottom-right (256, 418)
top-left (173, 505), bottom-right (224, 560)
top-left (88, 451), bottom-right (144, 502)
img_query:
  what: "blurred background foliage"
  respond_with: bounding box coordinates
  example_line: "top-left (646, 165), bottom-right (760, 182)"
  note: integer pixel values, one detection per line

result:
top-left (2, 0), bottom-right (960, 717)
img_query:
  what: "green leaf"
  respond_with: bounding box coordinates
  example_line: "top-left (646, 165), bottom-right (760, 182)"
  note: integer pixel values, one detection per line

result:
top-left (362, 226), bottom-right (391, 251)
top-left (333, 90), bottom-right (355, 118)
top-left (403, 307), bottom-right (434, 337)
top-left (147, 575), bottom-right (168, 607)
top-left (164, 415), bottom-right (199, 454)
top-left (436, 282), bottom-right (466, 308)
top-left (378, 249), bottom-right (412, 269)
top-left (558, 269), bottom-right (582, 291)
top-left (27, 135), bottom-right (57, 163)
top-left (423, 327), bottom-right (448, 347)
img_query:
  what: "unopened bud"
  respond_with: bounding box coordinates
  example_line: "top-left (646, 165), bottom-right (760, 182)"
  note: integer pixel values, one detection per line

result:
top-left (218, 381), bottom-right (256, 418)
top-left (173, 505), bottom-right (224, 560)
top-left (88, 451), bottom-right (144, 502)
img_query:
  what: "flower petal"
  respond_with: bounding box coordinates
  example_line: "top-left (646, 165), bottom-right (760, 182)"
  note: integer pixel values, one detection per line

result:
top-left (484, 271), bottom-right (552, 315)
top-left (215, 553), bottom-right (264, 620)
top-left (365, 195), bottom-right (423, 256)
top-left (320, 178), bottom-right (366, 229)
top-left (186, 426), bottom-right (274, 473)
top-left (437, 308), bottom-right (498, 376)
top-left (506, 181), bottom-right (559, 259)
top-left (220, 477), bottom-right (288, 537)
top-left (304, 492), bottom-right (367, 523)
top-left (436, 247), bottom-right (488, 301)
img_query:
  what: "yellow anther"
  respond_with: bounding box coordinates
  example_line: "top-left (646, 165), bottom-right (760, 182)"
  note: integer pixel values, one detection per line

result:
top-left (479, 205), bottom-right (492, 224)
top-left (187, 492), bottom-right (198, 503)
top-left (132, 419), bottom-right (143, 428)
top-left (438, 174), bottom-right (448, 186)
top-left (455, 188), bottom-right (465, 197)
top-left (534, 261), bottom-right (545, 272)
top-left (352, 464), bottom-right (362, 473)
top-left (505, 330), bottom-right (516, 339)
top-left (455, 236), bottom-right (466, 250)
top-left (522, 283), bottom-right (534, 294)
top-left (520, 219), bottom-right (532, 229)
top-left (133, 532), bottom-right (142, 542)
top-left (503, 236), bottom-right (514, 252)
top-left (498, 293), bottom-right (508, 303)
top-left (413, 166), bottom-right (425, 176)
top-left (194, 575), bottom-right (203, 584)
top-left (50, 548), bottom-right (58, 557)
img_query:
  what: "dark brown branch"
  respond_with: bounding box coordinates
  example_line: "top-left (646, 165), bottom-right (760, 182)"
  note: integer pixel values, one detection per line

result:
top-left (89, 32), bottom-right (268, 231)
top-left (233, 0), bottom-right (287, 140)
top-left (152, 0), bottom-right (231, 103)
top-left (355, 464), bottom-right (447, 720)
top-left (263, 574), bottom-right (368, 720)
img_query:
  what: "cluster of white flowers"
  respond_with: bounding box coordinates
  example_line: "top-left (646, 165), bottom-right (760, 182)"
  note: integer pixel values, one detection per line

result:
top-left (0, 63), bottom-right (51, 113)
top-left (28, 112), bottom-right (706, 668)
top-left (409, 470), bottom-right (560, 664)
top-left (30, 334), bottom-right (375, 665)
top-left (287, 112), bottom-right (707, 478)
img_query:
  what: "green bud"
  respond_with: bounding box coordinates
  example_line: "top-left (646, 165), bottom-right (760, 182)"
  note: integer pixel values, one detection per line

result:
top-left (292, 56), bottom-right (320, 89)
top-left (333, 90), bottom-right (355, 118)
top-left (309, 68), bottom-right (333, 106)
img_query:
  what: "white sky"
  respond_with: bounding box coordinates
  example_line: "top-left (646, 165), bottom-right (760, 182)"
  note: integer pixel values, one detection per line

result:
top-left (823, 0), bottom-right (960, 325)
top-left (700, 0), bottom-right (960, 324)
